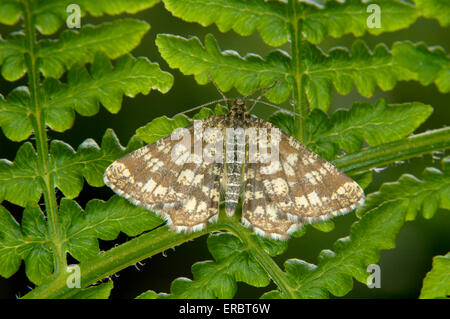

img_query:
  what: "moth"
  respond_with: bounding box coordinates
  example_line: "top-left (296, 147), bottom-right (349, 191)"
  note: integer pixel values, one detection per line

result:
top-left (104, 90), bottom-right (365, 240)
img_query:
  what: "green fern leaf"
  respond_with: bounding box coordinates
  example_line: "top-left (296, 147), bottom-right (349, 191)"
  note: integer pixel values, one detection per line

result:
top-left (420, 253), bottom-right (450, 299)
top-left (302, 40), bottom-right (401, 111)
top-left (0, 196), bottom-right (163, 283)
top-left (270, 99), bottom-right (432, 160)
top-left (393, 41), bottom-right (450, 93)
top-left (165, 233), bottom-right (279, 298)
top-left (0, 0), bottom-right (159, 34)
top-left (0, 87), bottom-right (33, 142)
top-left (37, 19), bottom-right (150, 79)
top-left (0, 33), bottom-right (26, 81)
top-left (0, 143), bottom-right (41, 206)
top-left (51, 129), bottom-right (144, 199)
top-left (163, 0), bottom-right (289, 47)
top-left (0, 19), bottom-right (150, 81)
top-left (0, 206), bottom-right (23, 279)
top-left (0, 205), bottom-right (53, 285)
top-left (136, 115), bottom-right (192, 144)
top-left (301, 0), bottom-right (420, 44)
top-left (157, 34), bottom-right (422, 111)
top-left (136, 106), bottom-right (227, 144)
top-left (0, 54), bottom-right (172, 141)
top-left (156, 33), bottom-right (291, 104)
top-left (262, 200), bottom-right (407, 298)
top-left (162, 0), bottom-right (420, 46)
top-left (415, 0), bottom-right (450, 27)
top-left (136, 290), bottom-right (158, 299)
top-left (61, 196), bottom-right (163, 261)
top-left (357, 156), bottom-right (450, 220)
top-left (0, 129), bottom-right (142, 206)
top-left (0, 1), bottom-right (22, 25)
top-left (43, 53), bottom-right (173, 133)
top-left (66, 129), bottom-right (144, 188)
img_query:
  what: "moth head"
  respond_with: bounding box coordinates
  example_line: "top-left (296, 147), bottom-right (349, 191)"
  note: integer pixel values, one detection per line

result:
top-left (231, 98), bottom-right (247, 112)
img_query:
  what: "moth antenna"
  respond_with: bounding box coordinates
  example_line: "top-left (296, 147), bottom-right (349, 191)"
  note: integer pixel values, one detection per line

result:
top-left (246, 99), bottom-right (304, 119)
top-left (243, 86), bottom-right (266, 99)
top-left (248, 78), bottom-right (282, 112)
top-left (173, 98), bottom-right (228, 118)
top-left (206, 71), bottom-right (228, 102)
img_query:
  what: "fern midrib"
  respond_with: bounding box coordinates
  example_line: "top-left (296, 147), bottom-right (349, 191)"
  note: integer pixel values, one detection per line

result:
top-left (45, 75), bottom-right (152, 110)
top-left (334, 127), bottom-right (450, 175)
top-left (22, 0), bottom-right (67, 274)
top-left (304, 60), bottom-right (393, 75)
top-left (38, 24), bottom-right (144, 58)
top-left (361, 178), bottom-right (450, 215)
top-left (174, 0), bottom-right (288, 22)
top-left (289, 0), bottom-right (307, 142)
top-left (166, 45), bottom-right (289, 77)
top-left (306, 7), bottom-right (415, 19)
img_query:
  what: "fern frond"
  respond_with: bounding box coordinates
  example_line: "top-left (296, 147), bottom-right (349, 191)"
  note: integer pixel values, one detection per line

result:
top-left (0, 143), bottom-right (41, 206)
top-left (157, 34), bottom-right (424, 111)
top-left (43, 53), bottom-right (173, 132)
top-left (270, 99), bottom-right (432, 160)
top-left (0, 54), bottom-right (172, 141)
top-left (301, 40), bottom-right (400, 111)
top-left (163, 0), bottom-right (289, 47)
top-left (153, 232), bottom-right (287, 299)
top-left (0, 0), bottom-right (160, 34)
top-left (415, 0), bottom-right (450, 27)
top-left (420, 253), bottom-right (450, 299)
top-left (0, 19), bottom-right (150, 81)
top-left (37, 19), bottom-right (150, 79)
top-left (163, 0), bottom-right (420, 46)
top-left (51, 129), bottom-right (144, 199)
top-left (0, 33), bottom-right (26, 81)
top-left (136, 106), bottom-right (228, 144)
top-left (0, 196), bottom-right (163, 284)
top-left (61, 197), bottom-right (163, 262)
top-left (357, 156), bottom-right (450, 220)
top-left (166, 233), bottom-right (272, 298)
top-left (156, 33), bottom-right (291, 104)
top-left (0, 129), bottom-right (142, 205)
top-left (393, 41), bottom-right (450, 93)
top-left (262, 200), bottom-right (407, 298)
top-left (0, 205), bottom-right (53, 284)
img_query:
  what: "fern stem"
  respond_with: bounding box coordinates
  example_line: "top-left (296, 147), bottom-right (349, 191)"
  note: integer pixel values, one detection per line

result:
top-left (22, 0), bottom-right (66, 274)
top-left (288, 0), bottom-right (307, 142)
top-left (334, 127), bottom-right (450, 175)
top-left (222, 217), bottom-right (297, 299)
top-left (22, 225), bottom-right (219, 299)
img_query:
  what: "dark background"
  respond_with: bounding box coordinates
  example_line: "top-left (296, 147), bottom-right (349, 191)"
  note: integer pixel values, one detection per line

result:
top-left (0, 2), bottom-right (448, 298)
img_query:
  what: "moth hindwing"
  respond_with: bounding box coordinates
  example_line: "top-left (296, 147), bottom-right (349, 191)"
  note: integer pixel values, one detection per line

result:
top-left (104, 99), bottom-right (365, 240)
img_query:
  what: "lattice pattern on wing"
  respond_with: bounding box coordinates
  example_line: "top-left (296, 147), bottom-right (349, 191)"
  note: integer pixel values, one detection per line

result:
top-left (242, 163), bottom-right (297, 240)
top-left (241, 118), bottom-right (365, 239)
top-left (104, 123), bottom-right (222, 232)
